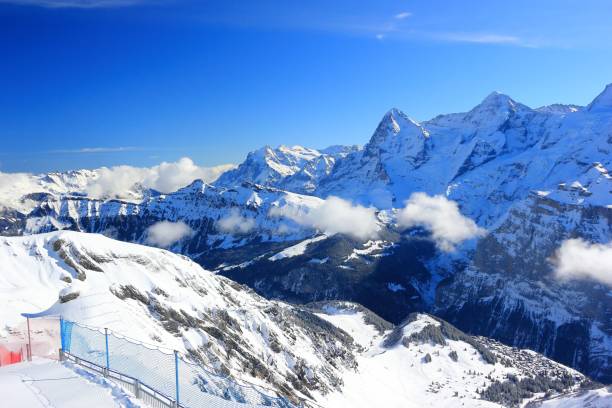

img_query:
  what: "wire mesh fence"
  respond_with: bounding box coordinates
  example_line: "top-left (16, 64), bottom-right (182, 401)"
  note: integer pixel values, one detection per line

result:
top-left (60, 319), bottom-right (298, 408)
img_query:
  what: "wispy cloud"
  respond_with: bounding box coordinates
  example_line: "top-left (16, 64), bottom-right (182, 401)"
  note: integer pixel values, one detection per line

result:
top-left (50, 146), bottom-right (140, 154)
top-left (0, 0), bottom-right (145, 8)
top-left (432, 32), bottom-right (536, 47)
top-left (367, 14), bottom-right (535, 47)
top-left (394, 11), bottom-right (412, 20)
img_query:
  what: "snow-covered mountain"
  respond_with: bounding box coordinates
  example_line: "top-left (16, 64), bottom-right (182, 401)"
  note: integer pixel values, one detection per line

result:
top-left (1, 85), bottom-right (611, 386)
top-left (216, 86), bottom-right (611, 382)
top-left (436, 188), bottom-right (612, 382)
top-left (1, 231), bottom-right (606, 407)
top-left (212, 87), bottom-right (609, 229)
top-left (316, 90), bottom-right (609, 225)
top-left (0, 169), bottom-right (100, 215)
top-left (215, 145), bottom-right (360, 194)
top-left (0, 231), bottom-right (357, 405)
top-left (0, 160), bottom-right (235, 218)
top-left (18, 181), bottom-right (331, 267)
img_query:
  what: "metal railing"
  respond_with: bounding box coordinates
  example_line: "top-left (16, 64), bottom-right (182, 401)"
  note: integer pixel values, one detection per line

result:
top-left (62, 350), bottom-right (176, 408)
top-left (59, 319), bottom-right (300, 408)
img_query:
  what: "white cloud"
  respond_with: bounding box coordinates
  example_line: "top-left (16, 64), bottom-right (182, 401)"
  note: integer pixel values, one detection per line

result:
top-left (0, 172), bottom-right (42, 211)
top-left (276, 223), bottom-right (297, 235)
top-left (216, 208), bottom-right (256, 235)
top-left (551, 239), bottom-right (612, 286)
top-left (86, 158), bottom-right (235, 198)
top-left (397, 192), bottom-right (485, 251)
top-left (145, 221), bottom-right (193, 247)
top-left (376, 34), bottom-right (385, 40)
top-left (395, 12), bottom-right (412, 20)
top-left (270, 196), bottom-right (379, 240)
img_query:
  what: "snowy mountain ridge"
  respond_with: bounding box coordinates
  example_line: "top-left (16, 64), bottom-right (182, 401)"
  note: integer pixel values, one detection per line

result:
top-left (215, 144), bottom-right (360, 194)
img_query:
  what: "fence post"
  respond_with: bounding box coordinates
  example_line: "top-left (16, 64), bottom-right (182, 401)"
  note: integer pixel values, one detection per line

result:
top-left (134, 379), bottom-right (140, 398)
top-left (174, 350), bottom-right (180, 407)
top-left (59, 317), bottom-right (63, 350)
top-left (104, 328), bottom-right (110, 375)
top-left (59, 316), bottom-right (64, 356)
top-left (26, 317), bottom-right (32, 361)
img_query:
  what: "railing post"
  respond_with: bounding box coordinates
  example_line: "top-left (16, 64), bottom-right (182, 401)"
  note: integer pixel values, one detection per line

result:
top-left (133, 379), bottom-right (141, 398)
top-left (104, 328), bottom-right (110, 376)
top-left (26, 317), bottom-right (32, 361)
top-left (59, 316), bottom-right (64, 358)
top-left (174, 350), bottom-right (180, 407)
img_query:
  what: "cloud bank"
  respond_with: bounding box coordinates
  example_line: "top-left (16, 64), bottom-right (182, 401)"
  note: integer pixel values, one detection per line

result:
top-left (551, 239), bottom-right (612, 286)
top-left (87, 158), bottom-right (235, 198)
top-left (397, 193), bottom-right (485, 251)
top-left (271, 196), bottom-right (379, 240)
top-left (146, 221), bottom-right (193, 247)
top-left (216, 208), bottom-right (256, 235)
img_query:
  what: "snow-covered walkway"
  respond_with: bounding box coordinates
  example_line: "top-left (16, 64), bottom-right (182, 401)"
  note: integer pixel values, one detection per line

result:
top-left (0, 359), bottom-right (141, 407)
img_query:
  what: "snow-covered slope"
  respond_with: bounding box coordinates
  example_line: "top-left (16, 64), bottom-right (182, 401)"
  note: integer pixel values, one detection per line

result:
top-left (0, 231), bottom-right (357, 404)
top-left (0, 232), bottom-right (594, 407)
top-left (533, 387), bottom-right (612, 407)
top-left (0, 359), bottom-right (141, 408)
top-left (309, 303), bottom-right (595, 408)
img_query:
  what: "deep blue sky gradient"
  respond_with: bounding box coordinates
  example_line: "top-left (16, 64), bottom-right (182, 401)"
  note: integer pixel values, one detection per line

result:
top-left (1, 0), bottom-right (611, 172)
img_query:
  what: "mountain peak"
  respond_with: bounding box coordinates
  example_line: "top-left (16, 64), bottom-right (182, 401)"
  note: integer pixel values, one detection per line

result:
top-left (479, 91), bottom-right (516, 108)
top-left (363, 108), bottom-right (428, 161)
top-left (385, 107), bottom-right (404, 117)
top-left (178, 178), bottom-right (207, 193)
top-left (380, 108), bottom-right (421, 130)
top-left (464, 91), bottom-right (529, 125)
top-left (587, 83), bottom-right (612, 112)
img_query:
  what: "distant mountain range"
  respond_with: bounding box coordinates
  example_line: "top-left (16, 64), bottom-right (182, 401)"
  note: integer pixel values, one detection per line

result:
top-left (1, 84), bottom-right (610, 388)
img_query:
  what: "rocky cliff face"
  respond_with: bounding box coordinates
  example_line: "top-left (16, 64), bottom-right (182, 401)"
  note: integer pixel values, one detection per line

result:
top-left (436, 190), bottom-right (612, 383)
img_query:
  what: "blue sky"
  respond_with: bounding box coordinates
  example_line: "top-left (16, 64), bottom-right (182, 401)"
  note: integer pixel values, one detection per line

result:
top-left (1, 0), bottom-right (611, 173)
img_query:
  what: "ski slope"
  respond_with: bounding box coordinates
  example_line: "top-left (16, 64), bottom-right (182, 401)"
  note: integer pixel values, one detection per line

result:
top-left (0, 359), bottom-right (141, 408)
